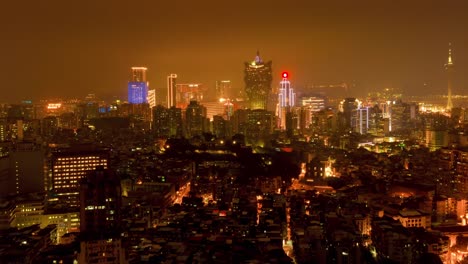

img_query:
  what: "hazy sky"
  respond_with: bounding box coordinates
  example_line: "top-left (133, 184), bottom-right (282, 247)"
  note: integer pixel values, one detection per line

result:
top-left (1, 0), bottom-right (467, 102)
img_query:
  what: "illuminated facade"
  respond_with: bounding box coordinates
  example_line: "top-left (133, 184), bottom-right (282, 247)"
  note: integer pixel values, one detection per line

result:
top-left (128, 67), bottom-right (149, 104)
top-left (176, 83), bottom-right (204, 109)
top-left (147, 89), bottom-right (156, 108)
top-left (50, 147), bottom-right (109, 207)
top-left (128, 82), bottom-right (148, 104)
top-left (167, 74), bottom-right (178, 108)
top-left (202, 101), bottom-right (226, 121)
top-left (301, 96), bottom-right (325, 112)
top-left (12, 199), bottom-right (44, 229)
top-left (424, 113), bottom-right (450, 151)
top-left (394, 210), bottom-right (429, 229)
top-left (244, 51), bottom-right (272, 110)
top-left (446, 44), bottom-right (454, 110)
top-left (425, 129), bottom-right (449, 151)
top-left (277, 72), bottom-right (296, 129)
top-left (352, 107), bottom-right (370, 134)
top-left (0, 118), bottom-right (7, 141)
top-left (42, 211), bottom-right (80, 243)
top-left (131, 67), bottom-right (147, 82)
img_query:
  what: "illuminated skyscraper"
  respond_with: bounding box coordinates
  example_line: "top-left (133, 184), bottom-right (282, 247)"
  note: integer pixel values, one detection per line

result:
top-left (131, 67), bottom-right (147, 82)
top-left (277, 72), bottom-right (296, 129)
top-left (128, 82), bottom-right (148, 104)
top-left (244, 51), bottom-right (272, 110)
top-left (446, 44), bottom-right (454, 111)
top-left (352, 107), bottom-right (370, 134)
top-left (167, 74), bottom-right (178, 108)
top-left (128, 67), bottom-right (148, 104)
top-left (147, 89), bottom-right (156, 108)
top-left (176, 83), bottom-right (204, 108)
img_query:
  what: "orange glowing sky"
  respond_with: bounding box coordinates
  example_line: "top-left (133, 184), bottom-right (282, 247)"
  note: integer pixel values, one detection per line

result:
top-left (1, 0), bottom-right (467, 102)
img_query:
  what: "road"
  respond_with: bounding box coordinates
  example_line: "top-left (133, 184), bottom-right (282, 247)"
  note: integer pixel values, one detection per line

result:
top-left (174, 182), bottom-right (191, 204)
top-left (282, 163), bottom-right (306, 263)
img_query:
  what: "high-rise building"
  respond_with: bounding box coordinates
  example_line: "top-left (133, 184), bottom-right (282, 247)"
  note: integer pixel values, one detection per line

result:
top-left (80, 167), bottom-right (121, 235)
top-left (49, 146), bottom-right (109, 207)
top-left (245, 109), bottom-right (274, 146)
top-left (424, 113), bottom-right (450, 151)
top-left (147, 89), bottom-right (156, 108)
top-left (339, 98), bottom-right (360, 131)
top-left (78, 167), bottom-right (126, 264)
top-left (128, 82), bottom-right (148, 104)
top-left (176, 83), bottom-right (204, 109)
top-left (0, 142), bottom-right (44, 197)
top-left (310, 109), bottom-right (336, 135)
top-left (202, 101), bottom-right (226, 121)
top-left (15, 120), bottom-right (23, 141)
top-left (352, 107), bottom-right (370, 134)
top-left (244, 51), bottom-right (272, 110)
top-left (215, 80), bottom-right (231, 99)
top-left (167, 74), bottom-right (178, 108)
top-left (128, 67), bottom-right (149, 104)
top-left (0, 118), bottom-right (8, 141)
top-left (153, 105), bottom-right (183, 138)
top-left (277, 72), bottom-right (296, 129)
top-left (131, 67), bottom-right (147, 82)
top-left (286, 109), bottom-right (299, 138)
top-left (446, 44), bottom-right (454, 111)
top-left (231, 109), bottom-right (249, 135)
top-left (7, 103), bottom-right (35, 122)
top-left (41, 116), bottom-right (59, 137)
top-left (301, 96), bottom-right (325, 112)
top-left (185, 101), bottom-right (207, 138)
top-left (212, 115), bottom-right (230, 139)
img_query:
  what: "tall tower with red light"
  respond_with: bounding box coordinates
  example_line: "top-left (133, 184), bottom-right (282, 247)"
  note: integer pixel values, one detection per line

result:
top-left (277, 71), bottom-right (296, 129)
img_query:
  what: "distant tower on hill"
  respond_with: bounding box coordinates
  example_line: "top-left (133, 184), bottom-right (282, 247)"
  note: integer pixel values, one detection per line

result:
top-left (445, 44), bottom-right (454, 111)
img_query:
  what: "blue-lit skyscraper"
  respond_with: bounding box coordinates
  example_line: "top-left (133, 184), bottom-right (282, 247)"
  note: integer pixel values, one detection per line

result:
top-left (128, 67), bottom-right (149, 104)
top-left (128, 82), bottom-right (148, 104)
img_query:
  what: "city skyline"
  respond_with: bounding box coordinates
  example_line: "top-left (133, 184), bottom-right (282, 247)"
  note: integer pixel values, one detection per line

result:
top-left (1, 1), bottom-right (467, 102)
top-left (2, 2), bottom-right (468, 263)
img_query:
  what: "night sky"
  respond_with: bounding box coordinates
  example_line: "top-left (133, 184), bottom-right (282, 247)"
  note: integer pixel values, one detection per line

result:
top-left (1, 0), bottom-right (467, 102)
